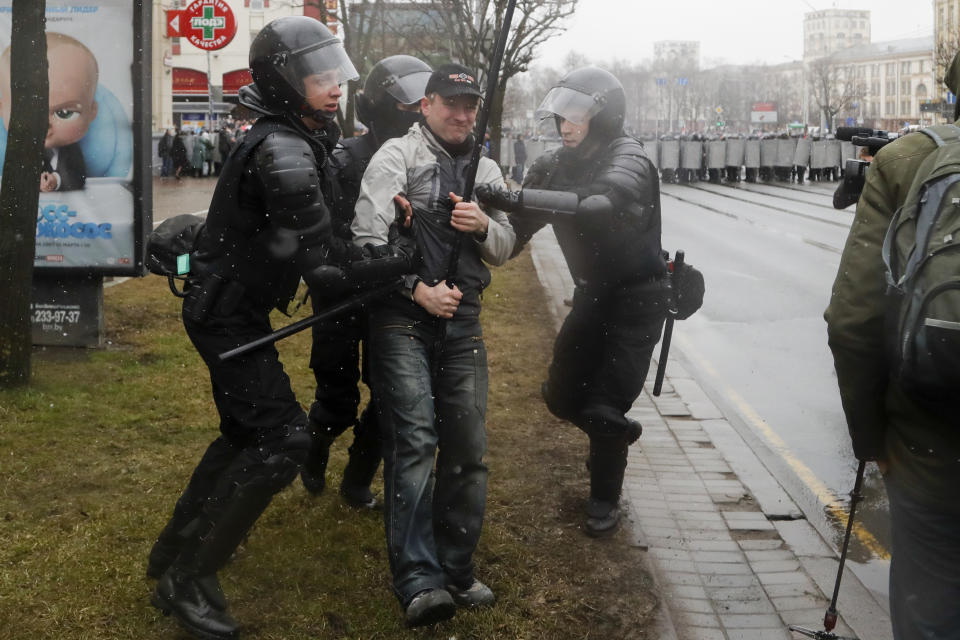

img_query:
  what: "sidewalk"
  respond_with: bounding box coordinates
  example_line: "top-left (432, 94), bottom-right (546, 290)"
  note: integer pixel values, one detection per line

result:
top-left (528, 229), bottom-right (892, 640)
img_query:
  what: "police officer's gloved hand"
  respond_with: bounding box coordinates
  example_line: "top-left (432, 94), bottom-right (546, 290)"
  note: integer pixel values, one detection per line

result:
top-left (674, 262), bottom-right (705, 320)
top-left (387, 220), bottom-right (420, 270)
top-left (474, 183), bottom-right (521, 212)
top-left (303, 264), bottom-right (350, 297)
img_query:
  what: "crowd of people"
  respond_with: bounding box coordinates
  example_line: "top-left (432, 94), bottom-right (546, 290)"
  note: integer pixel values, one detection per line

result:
top-left (156, 122), bottom-right (256, 180)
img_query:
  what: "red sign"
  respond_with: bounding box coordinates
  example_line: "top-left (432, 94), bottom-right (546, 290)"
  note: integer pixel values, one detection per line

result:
top-left (181, 0), bottom-right (237, 51)
top-left (166, 10), bottom-right (184, 37)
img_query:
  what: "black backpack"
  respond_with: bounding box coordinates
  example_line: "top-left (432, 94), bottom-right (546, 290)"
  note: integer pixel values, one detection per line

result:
top-left (145, 213), bottom-right (206, 297)
top-left (882, 124), bottom-right (960, 397)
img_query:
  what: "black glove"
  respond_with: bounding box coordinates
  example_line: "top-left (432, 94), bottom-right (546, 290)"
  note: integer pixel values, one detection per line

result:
top-left (674, 262), bottom-right (704, 320)
top-left (474, 183), bottom-right (521, 212)
top-left (387, 220), bottom-right (420, 270)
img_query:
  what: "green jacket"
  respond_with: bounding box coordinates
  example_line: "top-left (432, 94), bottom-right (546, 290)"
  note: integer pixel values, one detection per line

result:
top-left (824, 129), bottom-right (960, 504)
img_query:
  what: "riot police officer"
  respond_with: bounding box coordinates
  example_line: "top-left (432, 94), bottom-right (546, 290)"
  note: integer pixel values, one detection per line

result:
top-left (145, 18), bottom-right (416, 639)
top-left (476, 67), bottom-right (667, 537)
top-left (301, 55), bottom-right (432, 508)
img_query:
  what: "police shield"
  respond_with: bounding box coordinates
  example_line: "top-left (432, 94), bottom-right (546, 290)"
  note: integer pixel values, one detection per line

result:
top-left (744, 139), bottom-right (761, 168)
top-left (707, 140), bottom-right (725, 169)
top-left (776, 138), bottom-right (796, 167)
top-left (760, 138), bottom-right (777, 168)
top-left (646, 139), bottom-right (659, 169)
top-left (810, 140), bottom-right (828, 169)
top-left (793, 137), bottom-right (811, 166)
top-left (659, 138), bottom-right (680, 171)
top-left (826, 139), bottom-right (842, 169)
top-left (725, 137), bottom-right (745, 167)
top-left (840, 140), bottom-right (855, 165)
top-left (681, 140), bottom-right (702, 170)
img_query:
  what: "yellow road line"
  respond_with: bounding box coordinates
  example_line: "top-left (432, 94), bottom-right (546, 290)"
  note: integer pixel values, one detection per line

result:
top-left (675, 333), bottom-right (891, 560)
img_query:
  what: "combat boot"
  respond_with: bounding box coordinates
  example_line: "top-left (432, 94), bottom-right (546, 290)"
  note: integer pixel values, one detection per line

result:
top-left (585, 434), bottom-right (629, 538)
top-left (340, 445), bottom-right (379, 509)
top-left (152, 569), bottom-right (238, 639)
top-left (300, 432), bottom-right (335, 495)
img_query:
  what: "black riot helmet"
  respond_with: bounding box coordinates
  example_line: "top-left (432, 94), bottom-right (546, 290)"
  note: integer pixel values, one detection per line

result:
top-left (249, 17), bottom-right (358, 118)
top-left (355, 55), bottom-right (432, 143)
top-left (536, 66), bottom-right (626, 144)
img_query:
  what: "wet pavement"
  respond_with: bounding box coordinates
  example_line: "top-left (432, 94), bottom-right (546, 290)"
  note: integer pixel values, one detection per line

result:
top-left (151, 175), bottom-right (216, 223)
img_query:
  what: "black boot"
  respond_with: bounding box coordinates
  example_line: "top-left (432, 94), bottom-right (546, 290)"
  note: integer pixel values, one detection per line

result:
top-left (147, 520), bottom-right (188, 579)
top-left (300, 432), bottom-right (335, 495)
top-left (152, 569), bottom-right (238, 640)
top-left (340, 439), bottom-right (380, 509)
top-left (585, 434), bottom-right (629, 538)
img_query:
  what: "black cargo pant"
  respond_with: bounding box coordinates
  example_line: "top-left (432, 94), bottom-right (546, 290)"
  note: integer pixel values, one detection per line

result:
top-left (157, 299), bottom-right (309, 574)
top-left (542, 280), bottom-right (665, 501)
top-left (307, 294), bottom-right (380, 456)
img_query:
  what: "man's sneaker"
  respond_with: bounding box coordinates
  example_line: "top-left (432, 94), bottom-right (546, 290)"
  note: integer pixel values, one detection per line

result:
top-left (404, 589), bottom-right (456, 627)
top-left (446, 579), bottom-right (495, 608)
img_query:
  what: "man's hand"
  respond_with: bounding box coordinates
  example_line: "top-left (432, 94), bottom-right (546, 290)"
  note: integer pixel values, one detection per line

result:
top-left (413, 279), bottom-right (462, 318)
top-left (40, 172), bottom-right (57, 192)
top-left (393, 194), bottom-right (413, 228)
top-left (449, 192), bottom-right (489, 236)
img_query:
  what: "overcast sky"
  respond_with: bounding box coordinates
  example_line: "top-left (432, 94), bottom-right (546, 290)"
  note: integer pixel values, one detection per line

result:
top-left (537, 0), bottom-right (933, 68)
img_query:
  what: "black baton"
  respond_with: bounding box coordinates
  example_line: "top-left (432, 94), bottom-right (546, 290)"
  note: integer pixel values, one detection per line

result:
top-left (218, 279), bottom-right (402, 361)
top-left (653, 250), bottom-right (684, 396)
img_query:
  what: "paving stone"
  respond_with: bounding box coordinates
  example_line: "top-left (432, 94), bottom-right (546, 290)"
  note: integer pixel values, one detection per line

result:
top-left (725, 629), bottom-right (792, 640)
top-left (706, 585), bottom-right (768, 602)
top-left (745, 549), bottom-right (796, 563)
top-left (650, 548), bottom-right (692, 562)
top-left (757, 572), bottom-right (813, 586)
top-left (672, 597), bottom-right (715, 614)
top-left (777, 607), bottom-right (833, 627)
top-left (660, 559), bottom-right (698, 573)
top-left (712, 598), bottom-right (777, 614)
top-left (720, 613), bottom-right (784, 628)
top-left (669, 584), bottom-right (709, 600)
top-left (702, 573), bottom-right (759, 588)
top-left (699, 561), bottom-right (754, 575)
top-left (684, 539), bottom-right (741, 552)
top-left (664, 571), bottom-right (703, 586)
top-left (749, 560), bottom-right (801, 574)
top-left (736, 539), bottom-right (784, 551)
top-left (762, 582), bottom-right (820, 599)
top-left (674, 611), bottom-right (720, 628)
top-left (690, 551), bottom-right (745, 564)
top-left (679, 627), bottom-right (726, 640)
top-left (770, 595), bottom-right (827, 611)
top-left (773, 520), bottom-right (835, 558)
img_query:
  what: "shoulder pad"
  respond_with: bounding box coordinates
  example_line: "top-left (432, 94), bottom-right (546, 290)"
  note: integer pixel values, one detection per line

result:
top-left (523, 151), bottom-right (558, 188)
top-left (595, 137), bottom-right (655, 197)
top-left (254, 130), bottom-right (329, 234)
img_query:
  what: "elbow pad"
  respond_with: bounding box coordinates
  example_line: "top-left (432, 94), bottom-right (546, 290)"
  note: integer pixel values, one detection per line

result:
top-left (255, 131), bottom-right (331, 239)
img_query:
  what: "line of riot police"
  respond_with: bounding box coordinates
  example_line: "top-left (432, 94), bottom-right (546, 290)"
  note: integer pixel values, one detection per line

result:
top-left (649, 132), bottom-right (857, 185)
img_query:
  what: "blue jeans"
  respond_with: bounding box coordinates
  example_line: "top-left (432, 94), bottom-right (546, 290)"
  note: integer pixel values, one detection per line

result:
top-left (368, 308), bottom-right (488, 605)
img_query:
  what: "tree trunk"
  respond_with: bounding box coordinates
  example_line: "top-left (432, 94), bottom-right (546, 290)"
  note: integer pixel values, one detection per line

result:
top-left (0, 0), bottom-right (47, 387)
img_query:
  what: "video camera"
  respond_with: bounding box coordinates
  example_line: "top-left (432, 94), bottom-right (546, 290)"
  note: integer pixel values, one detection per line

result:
top-left (832, 127), bottom-right (899, 210)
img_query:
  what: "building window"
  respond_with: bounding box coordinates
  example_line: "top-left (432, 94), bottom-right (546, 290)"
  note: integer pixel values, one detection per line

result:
top-left (248, 0), bottom-right (265, 10)
top-left (871, 81), bottom-right (880, 95)
top-left (901, 61), bottom-right (911, 74)
top-left (886, 62), bottom-right (896, 75)
top-left (917, 84), bottom-right (928, 97)
top-left (886, 80), bottom-right (896, 95)
top-left (886, 100), bottom-right (895, 115)
top-left (902, 79), bottom-right (911, 94)
top-left (902, 99), bottom-right (910, 115)
top-left (872, 64), bottom-right (879, 76)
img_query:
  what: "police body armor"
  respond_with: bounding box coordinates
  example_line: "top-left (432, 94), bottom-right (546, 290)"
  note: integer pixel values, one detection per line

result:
top-left (522, 136), bottom-right (665, 288)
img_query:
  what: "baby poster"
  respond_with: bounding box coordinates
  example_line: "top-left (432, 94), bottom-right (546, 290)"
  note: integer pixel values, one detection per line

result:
top-left (0, 1), bottom-right (147, 273)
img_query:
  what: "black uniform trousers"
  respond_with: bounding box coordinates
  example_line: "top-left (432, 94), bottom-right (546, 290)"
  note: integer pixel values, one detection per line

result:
top-left (545, 280), bottom-right (665, 425)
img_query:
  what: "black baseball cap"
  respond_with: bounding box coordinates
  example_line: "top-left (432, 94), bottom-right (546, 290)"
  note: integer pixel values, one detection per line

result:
top-left (425, 63), bottom-right (482, 98)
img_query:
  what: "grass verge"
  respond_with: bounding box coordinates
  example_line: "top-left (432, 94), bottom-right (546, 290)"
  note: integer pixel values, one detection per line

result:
top-left (0, 248), bottom-right (658, 639)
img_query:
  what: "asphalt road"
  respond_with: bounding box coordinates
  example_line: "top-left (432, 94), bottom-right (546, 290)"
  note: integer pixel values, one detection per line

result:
top-left (659, 177), bottom-right (892, 596)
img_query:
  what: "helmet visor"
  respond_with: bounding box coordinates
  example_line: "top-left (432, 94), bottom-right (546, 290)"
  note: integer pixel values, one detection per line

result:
top-left (383, 70), bottom-right (433, 105)
top-left (535, 86), bottom-right (603, 125)
top-left (284, 40), bottom-right (359, 99)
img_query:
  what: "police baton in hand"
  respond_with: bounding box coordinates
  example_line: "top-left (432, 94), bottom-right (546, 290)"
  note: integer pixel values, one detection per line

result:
top-left (653, 250), bottom-right (684, 396)
top-left (432, 0), bottom-right (518, 375)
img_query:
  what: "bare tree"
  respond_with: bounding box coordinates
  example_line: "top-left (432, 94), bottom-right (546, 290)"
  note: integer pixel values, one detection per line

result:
top-left (808, 55), bottom-right (863, 132)
top-left (0, 0), bottom-right (48, 387)
top-left (412, 0), bottom-right (579, 163)
top-left (935, 32), bottom-right (960, 121)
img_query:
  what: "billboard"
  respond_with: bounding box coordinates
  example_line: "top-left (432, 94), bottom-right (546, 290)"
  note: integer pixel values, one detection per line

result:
top-left (0, 0), bottom-right (151, 275)
top-left (751, 101), bottom-right (778, 125)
